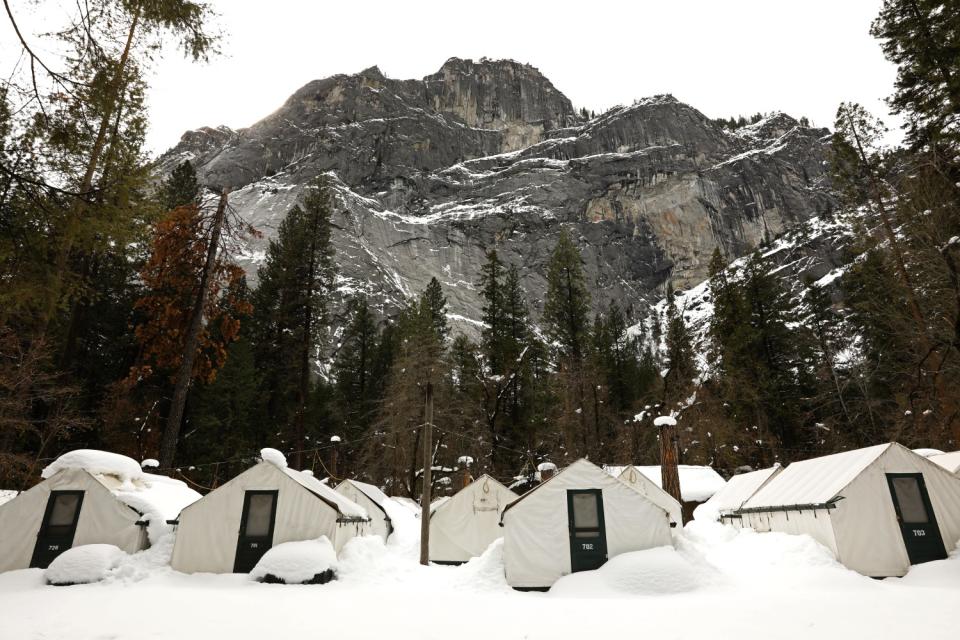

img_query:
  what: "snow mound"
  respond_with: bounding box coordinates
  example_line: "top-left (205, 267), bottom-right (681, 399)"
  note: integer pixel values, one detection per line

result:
top-left (653, 416), bottom-right (677, 427)
top-left (250, 538), bottom-right (337, 584)
top-left (260, 448), bottom-right (287, 468)
top-left (679, 520), bottom-right (864, 588)
top-left (42, 450), bottom-right (143, 488)
top-left (45, 544), bottom-right (127, 586)
top-left (141, 458), bottom-right (159, 468)
top-left (114, 473), bottom-right (201, 544)
top-left (453, 539), bottom-right (510, 592)
top-left (549, 547), bottom-right (708, 597)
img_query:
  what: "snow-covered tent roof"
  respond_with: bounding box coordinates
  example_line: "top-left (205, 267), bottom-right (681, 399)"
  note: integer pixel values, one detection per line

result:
top-left (0, 490), bottom-right (18, 506)
top-left (338, 479), bottom-right (393, 517)
top-left (248, 448), bottom-right (367, 520)
top-left (391, 496), bottom-right (421, 515)
top-left (39, 450), bottom-right (201, 538)
top-left (913, 448), bottom-right (946, 458)
top-left (603, 464), bottom-right (726, 502)
top-left (697, 465), bottom-right (781, 518)
top-left (742, 444), bottom-right (892, 510)
top-left (281, 468), bottom-right (368, 519)
top-left (615, 465), bottom-right (682, 525)
top-left (429, 496), bottom-right (450, 515)
top-left (929, 451), bottom-right (960, 475)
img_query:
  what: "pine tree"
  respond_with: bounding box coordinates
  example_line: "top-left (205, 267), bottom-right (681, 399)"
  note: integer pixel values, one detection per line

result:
top-left (871, 0), bottom-right (960, 149)
top-left (162, 161), bottom-right (201, 210)
top-left (543, 229), bottom-right (592, 361)
top-left (251, 179), bottom-right (337, 467)
top-left (333, 295), bottom-right (382, 460)
top-left (420, 277), bottom-right (449, 342)
top-left (543, 229), bottom-right (595, 456)
top-left (662, 282), bottom-right (697, 405)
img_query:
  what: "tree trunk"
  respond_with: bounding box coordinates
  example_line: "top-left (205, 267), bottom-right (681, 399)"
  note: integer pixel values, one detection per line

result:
top-left (40, 8), bottom-right (141, 333)
top-left (659, 421), bottom-right (683, 516)
top-left (158, 190), bottom-right (228, 469)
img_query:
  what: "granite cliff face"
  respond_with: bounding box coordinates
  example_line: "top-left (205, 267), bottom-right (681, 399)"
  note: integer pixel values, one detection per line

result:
top-left (160, 57), bottom-right (835, 335)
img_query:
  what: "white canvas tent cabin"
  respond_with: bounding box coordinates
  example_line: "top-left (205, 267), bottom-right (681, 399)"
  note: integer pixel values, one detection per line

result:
top-left (171, 450), bottom-right (371, 574)
top-left (501, 459), bottom-right (673, 590)
top-left (334, 479), bottom-right (395, 540)
top-left (604, 464), bottom-right (726, 522)
top-left (429, 475), bottom-right (518, 564)
top-left (0, 450), bottom-right (200, 573)
top-left (929, 451), bottom-right (960, 476)
top-left (735, 443), bottom-right (960, 577)
top-left (697, 465), bottom-right (782, 522)
top-left (612, 465), bottom-right (683, 527)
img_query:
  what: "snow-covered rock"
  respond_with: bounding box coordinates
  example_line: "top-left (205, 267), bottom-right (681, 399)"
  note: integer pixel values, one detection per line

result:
top-left (45, 544), bottom-right (127, 586)
top-left (250, 538), bottom-right (338, 584)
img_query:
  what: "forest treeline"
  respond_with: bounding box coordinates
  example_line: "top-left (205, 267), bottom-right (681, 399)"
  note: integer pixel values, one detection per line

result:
top-left (1, 0), bottom-right (958, 495)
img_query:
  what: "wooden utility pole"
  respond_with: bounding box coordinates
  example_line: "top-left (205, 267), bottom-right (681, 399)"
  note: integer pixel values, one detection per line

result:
top-left (419, 382), bottom-right (434, 566)
top-left (158, 190), bottom-right (228, 469)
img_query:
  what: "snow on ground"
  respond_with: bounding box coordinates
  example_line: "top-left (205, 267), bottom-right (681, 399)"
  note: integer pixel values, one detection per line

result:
top-left (1, 513), bottom-right (959, 638)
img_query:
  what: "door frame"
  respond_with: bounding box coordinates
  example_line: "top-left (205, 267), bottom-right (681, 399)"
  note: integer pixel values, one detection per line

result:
top-left (566, 488), bottom-right (608, 572)
top-left (233, 490), bottom-right (279, 573)
top-left (30, 490), bottom-right (85, 568)
top-left (885, 472), bottom-right (947, 564)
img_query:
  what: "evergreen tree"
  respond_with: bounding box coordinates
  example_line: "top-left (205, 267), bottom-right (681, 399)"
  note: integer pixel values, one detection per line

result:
top-left (543, 229), bottom-right (596, 456)
top-left (161, 161), bottom-right (201, 210)
top-left (333, 295), bottom-right (382, 458)
top-left (252, 179), bottom-right (337, 467)
top-left (543, 229), bottom-right (591, 361)
top-left (419, 277), bottom-right (449, 342)
top-left (871, 0), bottom-right (960, 149)
top-left (662, 282), bottom-right (697, 405)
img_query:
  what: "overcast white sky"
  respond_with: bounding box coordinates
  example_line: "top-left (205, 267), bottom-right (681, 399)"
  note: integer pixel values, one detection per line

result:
top-left (5, 0), bottom-right (900, 154)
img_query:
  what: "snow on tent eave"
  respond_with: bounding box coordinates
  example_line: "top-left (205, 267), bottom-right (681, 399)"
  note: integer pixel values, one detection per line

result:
top-left (282, 467), bottom-right (368, 520)
top-left (338, 479), bottom-right (392, 513)
top-left (603, 464), bottom-right (726, 503)
top-left (928, 451), bottom-right (960, 474)
top-left (741, 443), bottom-right (893, 510)
top-left (700, 465), bottom-right (781, 515)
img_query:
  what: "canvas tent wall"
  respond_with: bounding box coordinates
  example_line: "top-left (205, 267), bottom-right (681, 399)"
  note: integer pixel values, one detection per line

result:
top-left (429, 475), bottom-right (518, 564)
top-left (171, 459), bottom-right (370, 574)
top-left (614, 465), bottom-right (683, 527)
top-left (0, 450), bottom-right (200, 573)
top-left (604, 464), bottom-right (726, 522)
top-left (335, 479), bottom-right (395, 540)
top-left (697, 465), bottom-right (782, 522)
top-left (929, 451), bottom-right (960, 476)
top-left (502, 459), bottom-right (673, 589)
top-left (736, 443), bottom-right (960, 577)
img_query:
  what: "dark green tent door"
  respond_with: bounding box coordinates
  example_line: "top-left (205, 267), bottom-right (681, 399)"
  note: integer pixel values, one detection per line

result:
top-left (567, 489), bottom-right (607, 573)
top-left (234, 490), bottom-right (278, 573)
top-left (31, 491), bottom-right (84, 568)
top-left (886, 473), bottom-right (947, 565)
